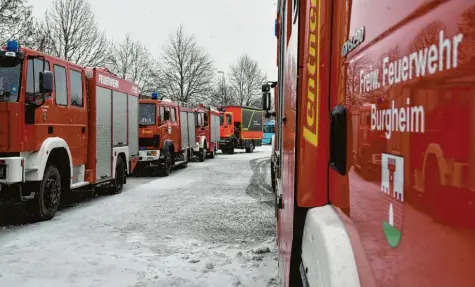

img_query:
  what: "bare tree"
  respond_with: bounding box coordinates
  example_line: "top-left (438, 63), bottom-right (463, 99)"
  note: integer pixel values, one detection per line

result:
top-left (207, 73), bottom-right (234, 106)
top-left (228, 54), bottom-right (267, 107)
top-left (108, 34), bottom-right (159, 94)
top-left (458, 4), bottom-right (475, 65)
top-left (0, 0), bottom-right (36, 45)
top-left (40, 0), bottom-right (110, 67)
top-left (158, 24), bottom-right (215, 103)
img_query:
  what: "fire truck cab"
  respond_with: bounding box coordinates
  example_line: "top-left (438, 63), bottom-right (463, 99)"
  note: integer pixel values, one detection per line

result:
top-left (193, 104), bottom-right (220, 161)
top-left (0, 41), bottom-right (139, 221)
top-left (137, 94), bottom-right (195, 176)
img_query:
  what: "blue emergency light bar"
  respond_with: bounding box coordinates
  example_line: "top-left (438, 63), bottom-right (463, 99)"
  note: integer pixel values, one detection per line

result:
top-left (6, 40), bottom-right (19, 52)
top-left (151, 92), bottom-right (158, 99)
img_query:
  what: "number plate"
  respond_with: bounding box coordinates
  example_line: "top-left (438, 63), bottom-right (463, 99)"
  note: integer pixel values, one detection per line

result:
top-left (0, 164), bottom-right (6, 180)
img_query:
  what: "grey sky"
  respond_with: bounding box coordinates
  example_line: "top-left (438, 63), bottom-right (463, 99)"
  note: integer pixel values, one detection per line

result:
top-left (29, 0), bottom-right (278, 82)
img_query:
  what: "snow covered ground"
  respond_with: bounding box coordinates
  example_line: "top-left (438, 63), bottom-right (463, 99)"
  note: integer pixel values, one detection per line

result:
top-left (0, 145), bottom-right (279, 287)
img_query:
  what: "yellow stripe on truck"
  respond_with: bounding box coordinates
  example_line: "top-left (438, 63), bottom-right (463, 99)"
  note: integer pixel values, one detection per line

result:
top-left (302, 0), bottom-right (320, 147)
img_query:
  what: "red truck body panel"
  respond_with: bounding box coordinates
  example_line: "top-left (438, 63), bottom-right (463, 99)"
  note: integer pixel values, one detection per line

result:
top-left (274, 0), bottom-right (475, 286)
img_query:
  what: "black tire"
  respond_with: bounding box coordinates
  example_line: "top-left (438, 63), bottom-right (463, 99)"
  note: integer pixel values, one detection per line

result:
top-left (28, 165), bottom-right (62, 221)
top-left (198, 147), bottom-right (206, 162)
top-left (208, 144), bottom-right (215, 159)
top-left (180, 150), bottom-right (189, 169)
top-left (246, 141), bottom-right (254, 153)
top-left (110, 156), bottom-right (125, 194)
top-left (159, 152), bottom-right (173, 176)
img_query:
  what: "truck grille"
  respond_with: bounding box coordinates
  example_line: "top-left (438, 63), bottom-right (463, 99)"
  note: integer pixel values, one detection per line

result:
top-left (139, 135), bottom-right (160, 147)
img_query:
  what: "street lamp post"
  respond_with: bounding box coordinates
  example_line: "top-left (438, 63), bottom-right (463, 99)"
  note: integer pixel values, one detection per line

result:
top-left (217, 70), bottom-right (225, 104)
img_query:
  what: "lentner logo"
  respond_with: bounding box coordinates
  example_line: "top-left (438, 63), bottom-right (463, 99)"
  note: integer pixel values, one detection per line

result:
top-left (381, 153), bottom-right (404, 248)
top-left (302, 0), bottom-right (320, 147)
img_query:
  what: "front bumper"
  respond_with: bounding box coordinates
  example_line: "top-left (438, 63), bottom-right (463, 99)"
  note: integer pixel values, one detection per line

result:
top-left (138, 150), bottom-right (161, 162)
top-left (0, 157), bottom-right (24, 185)
top-left (220, 138), bottom-right (231, 145)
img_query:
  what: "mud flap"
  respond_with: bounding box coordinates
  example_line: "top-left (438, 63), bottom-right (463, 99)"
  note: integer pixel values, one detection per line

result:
top-left (299, 262), bottom-right (309, 287)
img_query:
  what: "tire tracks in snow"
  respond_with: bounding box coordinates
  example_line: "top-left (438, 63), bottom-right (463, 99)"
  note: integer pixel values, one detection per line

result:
top-left (246, 157), bottom-right (274, 207)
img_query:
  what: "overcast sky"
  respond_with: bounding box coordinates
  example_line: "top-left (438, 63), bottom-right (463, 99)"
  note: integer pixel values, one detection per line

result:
top-left (29, 0), bottom-right (278, 81)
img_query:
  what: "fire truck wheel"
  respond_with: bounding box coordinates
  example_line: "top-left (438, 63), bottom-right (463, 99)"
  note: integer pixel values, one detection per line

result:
top-left (208, 146), bottom-right (215, 159)
top-left (28, 165), bottom-right (62, 221)
top-left (110, 156), bottom-right (125, 194)
top-left (198, 148), bottom-right (206, 162)
top-left (159, 153), bottom-right (173, 176)
top-left (245, 141), bottom-right (255, 153)
top-left (424, 155), bottom-right (444, 223)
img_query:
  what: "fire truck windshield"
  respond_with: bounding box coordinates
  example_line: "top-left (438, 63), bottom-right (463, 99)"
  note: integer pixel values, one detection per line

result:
top-left (139, 103), bottom-right (156, 125)
top-left (219, 114), bottom-right (224, 125)
top-left (0, 57), bottom-right (21, 102)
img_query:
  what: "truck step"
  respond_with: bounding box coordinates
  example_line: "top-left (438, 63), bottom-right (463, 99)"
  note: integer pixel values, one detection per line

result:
top-left (174, 160), bottom-right (187, 166)
top-left (71, 181), bottom-right (90, 189)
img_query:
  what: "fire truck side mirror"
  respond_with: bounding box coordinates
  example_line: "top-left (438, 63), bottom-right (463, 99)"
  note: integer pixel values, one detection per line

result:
top-left (329, 105), bottom-right (348, 176)
top-left (39, 71), bottom-right (53, 94)
top-left (261, 84), bottom-right (271, 111)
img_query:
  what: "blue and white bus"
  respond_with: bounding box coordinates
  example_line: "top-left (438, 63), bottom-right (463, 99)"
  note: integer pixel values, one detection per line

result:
top-left (262, 120), bottom-right (275, 145)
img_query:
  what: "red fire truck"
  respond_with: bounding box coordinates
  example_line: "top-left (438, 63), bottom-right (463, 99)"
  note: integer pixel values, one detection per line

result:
top-left (219, 106), bottom-right (264, 154)
top-left (193, 103), bottom-right (220, 161)
top-left (350, 103), bottom-right (387, 181)
top-left (264, 0), bottom-right (475, 286)
top-left (137, 94), bottom-right (196, 176)
top-left (0, 41), bottom-right (139, 221)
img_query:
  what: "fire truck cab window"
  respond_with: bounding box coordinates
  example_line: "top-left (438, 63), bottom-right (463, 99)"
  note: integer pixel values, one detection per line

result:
top-left (26, 59), bottom-right (50, 101)
top-left (171, 108), bottom-right (176, 122)
top-left (69, 69), bottom-right (83, 107)
top-left (69, 70), bottom-right (83, 107)
top-left (159, 106), bottom-right (165, 122)
top-left (203, 112), bottom-right (208, 125)
top-left (0, 57), bottom-right (22, 102)
top-left (54, 65), bottom-right (67, 106)
top-left (219, 114), bottom-right (224, 125)
top-left (226, 114), bottom-right (232, 125)
top-left (164, 107), bottom-right (170, 121)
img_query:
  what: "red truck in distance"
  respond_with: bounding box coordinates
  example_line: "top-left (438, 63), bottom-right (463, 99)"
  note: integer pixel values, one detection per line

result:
top-left (193, 104), bottom-right (220, 161)
top-left (137, 93), bottom-right (196, 176)
top-left (219, 106), bottom-right (264, 154)
top-left (0, 41), bottom-right (139, 221)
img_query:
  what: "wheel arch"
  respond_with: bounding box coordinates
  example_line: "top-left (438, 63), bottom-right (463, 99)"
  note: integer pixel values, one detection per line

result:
top-left (24, 137), bottom-right (73, 187)
top-left (422, 143), bottom-right (448, 186)
top-left (163, 140), bottom-right (175, 154)
top-left (112, 147), bottom-right (130, 177)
